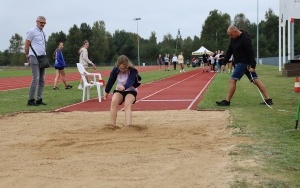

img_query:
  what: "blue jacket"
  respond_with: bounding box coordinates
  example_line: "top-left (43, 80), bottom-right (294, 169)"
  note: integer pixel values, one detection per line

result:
top-left (105, 66), bottom-right (140, 93)
top-left (54, 49), bottom-right (66, 68)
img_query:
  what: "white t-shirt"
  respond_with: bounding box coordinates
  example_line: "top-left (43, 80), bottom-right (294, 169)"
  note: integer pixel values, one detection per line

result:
top-left (117, 72), bottom-right (137, 91)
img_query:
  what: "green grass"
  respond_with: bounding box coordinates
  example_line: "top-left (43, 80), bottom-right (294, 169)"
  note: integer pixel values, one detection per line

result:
top-left (1, 65), bottom-right (300, 186)
top-left (198, 65), bottom-right (300, 187)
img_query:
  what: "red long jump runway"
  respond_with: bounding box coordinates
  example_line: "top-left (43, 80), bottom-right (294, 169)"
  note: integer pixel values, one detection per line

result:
top-left (55, 69), bottom-right (216, 112)
top-left (0, 66), bottom-right (157, 91)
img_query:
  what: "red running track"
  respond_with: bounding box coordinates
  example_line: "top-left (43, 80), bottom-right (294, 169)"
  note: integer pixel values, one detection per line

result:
top-left (55, 69), bottom-right (216, 112)
top-left (0, 66), bottom-right (158, 91)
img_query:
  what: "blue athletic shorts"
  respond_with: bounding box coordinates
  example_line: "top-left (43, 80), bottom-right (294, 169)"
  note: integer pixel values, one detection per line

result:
top-left (231, 63), bottom-right (258, 81)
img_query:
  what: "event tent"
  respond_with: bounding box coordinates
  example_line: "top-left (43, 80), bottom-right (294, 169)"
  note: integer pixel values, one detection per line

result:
top-left (191, 46), bottom-right (213, 55)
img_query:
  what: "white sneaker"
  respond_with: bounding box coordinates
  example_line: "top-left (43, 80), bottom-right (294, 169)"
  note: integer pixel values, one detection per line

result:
top-left (180, 70), bottom-right (182, 73)
top-left (182, 69), bottom-right (185, 72)
top-left (78, 85), bottom-right (83, 90)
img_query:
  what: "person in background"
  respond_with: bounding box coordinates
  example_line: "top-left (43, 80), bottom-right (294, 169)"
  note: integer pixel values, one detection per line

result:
top-left (157, 54), bottom-right (163, 71)
top-left (227, 55), bottom-right (234, 73)
top-left (178, 52), bottom-right (185, 73)
top-left (209, 53), bottom-right (215, 72)
top-left (164, 53), bottom-right (170, 71)
top-left (216, 25), bottom-right (273, 106)
top-left (78, 40), bottom-right (95, 90)
top-left (172, 53), bottom-right (178, 70)
top-left (53, 42), bottom-right (73, 90)
top-left (103, 55), bottom-right (139, 126)
top-left (202, 50), bottom-right (210, 72)
top-left (24, 16), bottom-right (47, 106)
top-left (218, 50), bottom-right (225, 73)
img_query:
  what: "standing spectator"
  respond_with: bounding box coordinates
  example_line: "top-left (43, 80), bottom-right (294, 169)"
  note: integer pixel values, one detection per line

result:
top-left (209, 53), bottom-right (216, 72)
top-left (202, 51), bottom-right (210, 72)
top-left (78, 40), bottom-right (95, 90)
top-left (53, 42), bottom-right (73, 90)
top-left (227, 55), bottom-right (234, 73)
top-left (103, 55), bottom-right (139, 126)
top-left (218, 50), bottom-right (225, 73)
top-left (172, 53), bottom-right (178, 70)
top-left (216, 26), bottom-right (273, 106)
top-left (24, 16), bottom-right (47, 106)
top-left (214, 50), bottom-right (221, 72)
top-left (157, 54), bottom-right (163, 71)
top-left (178, 52), bottom-right (185, 73)
top-left (164, 53), bottom-right (170, 71)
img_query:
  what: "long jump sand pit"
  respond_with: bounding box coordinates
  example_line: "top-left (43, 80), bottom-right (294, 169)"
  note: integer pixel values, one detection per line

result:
top-left (0, 110), bottom-right (236, 187)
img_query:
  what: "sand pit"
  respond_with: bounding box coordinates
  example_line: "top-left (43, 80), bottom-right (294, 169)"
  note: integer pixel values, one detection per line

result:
top-left (0, 110), bottom-right (238, 187)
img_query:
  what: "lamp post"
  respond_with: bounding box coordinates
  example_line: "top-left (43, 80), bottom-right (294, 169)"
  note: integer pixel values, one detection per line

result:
top-left (257, 0), bottom-right (259, 64)
top-left (175, 28), bottom-right (181, 53)
top-left (133, 18), bottom-right (141, 66)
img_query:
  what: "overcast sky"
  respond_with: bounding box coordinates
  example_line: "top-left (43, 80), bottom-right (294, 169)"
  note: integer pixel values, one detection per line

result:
top-left (0, 0), bottom-right (279, 51)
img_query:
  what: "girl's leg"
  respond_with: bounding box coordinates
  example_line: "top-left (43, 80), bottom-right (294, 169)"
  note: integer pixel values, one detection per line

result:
top-left (60, 70), bottom-right (68, 87)
top-left (123, 94), bottom-right (135, 126)
top-left (110, 93), bottom-right (123, 125)
top-left (53, 69), bottom-right (60, 88)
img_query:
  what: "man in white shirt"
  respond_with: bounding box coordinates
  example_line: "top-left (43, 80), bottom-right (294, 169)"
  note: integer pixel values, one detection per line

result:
top-left (24, 16), bottom-right (47, 106)
top-left (172, 54), bottom-right (178, 70)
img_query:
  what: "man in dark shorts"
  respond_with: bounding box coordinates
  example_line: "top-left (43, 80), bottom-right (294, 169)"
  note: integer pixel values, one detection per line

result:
top-left (216, 26), bottom-right (273, 106)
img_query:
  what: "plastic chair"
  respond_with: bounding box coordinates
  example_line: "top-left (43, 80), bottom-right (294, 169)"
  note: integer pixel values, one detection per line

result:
top-left (76, 63), bottom-right (104, 102)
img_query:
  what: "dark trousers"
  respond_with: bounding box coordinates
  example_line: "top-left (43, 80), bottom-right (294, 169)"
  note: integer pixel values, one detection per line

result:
top-left (173, 62), bottom-right (177, 70)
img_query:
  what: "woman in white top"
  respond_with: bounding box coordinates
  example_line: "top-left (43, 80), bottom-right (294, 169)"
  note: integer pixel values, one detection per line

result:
top-left (178, 52), bottom-right (185, 73)
top-left (78, 40), bottom-right (95, 90)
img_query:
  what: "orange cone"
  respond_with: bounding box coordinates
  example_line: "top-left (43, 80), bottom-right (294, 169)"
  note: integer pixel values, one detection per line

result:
top-left (294, 76), bottom-right (300, 93)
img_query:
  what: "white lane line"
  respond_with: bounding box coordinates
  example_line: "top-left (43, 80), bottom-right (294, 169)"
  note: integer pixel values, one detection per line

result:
top-left (120, 72), bottom-right (201, 111)
top-left (141, 99), bottom-right (194, 102)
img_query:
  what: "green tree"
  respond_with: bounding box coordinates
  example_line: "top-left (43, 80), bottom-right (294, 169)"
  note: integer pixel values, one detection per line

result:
top-left (80, 23), bottom-right (93, 42)
top-left (8, 33), bottom-right (23, 53)
top-left (64, 24), bottom-right (82, 66)
top-left (8, 34), bottom-right (25, 66)
top-left (159, 33), bottom-right (175, 55)
top-left (200, 10), bottom-right (231, 51)
top-left (182, 37), bottom-right (194, 61)
top-left (260, 9), bottom-right (279, 57)
top-left (112, 30), bottom-right (135, 62)
top-left (140, 31), bottom-right (159, 63)
top-left (233, 13), bottom-right (251, 31)
top-left (89, 20), bottom-right (109, 65)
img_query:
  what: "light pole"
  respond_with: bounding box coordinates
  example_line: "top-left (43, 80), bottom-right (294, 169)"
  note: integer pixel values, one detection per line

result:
top-left (257, 0), bottom-right (259, 64)
top-left (133, 18), bottom-right (141, 66)
top-left (175, 28), bottom-right (181, 53)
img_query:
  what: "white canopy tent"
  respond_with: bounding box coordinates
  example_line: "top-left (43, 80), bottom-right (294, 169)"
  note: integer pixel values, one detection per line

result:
top-left (191, 46), bottom-right (213, 56)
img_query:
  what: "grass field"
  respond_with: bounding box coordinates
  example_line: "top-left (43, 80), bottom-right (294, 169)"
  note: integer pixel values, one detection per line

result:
top-left (1, 65), bottom-right (300, 187)
top-left (199, 65), bottom-right (300, 187)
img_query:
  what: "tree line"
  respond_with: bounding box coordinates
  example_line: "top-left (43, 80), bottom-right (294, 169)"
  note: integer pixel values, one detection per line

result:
top-left (0, 9), bottom-right (299, 67)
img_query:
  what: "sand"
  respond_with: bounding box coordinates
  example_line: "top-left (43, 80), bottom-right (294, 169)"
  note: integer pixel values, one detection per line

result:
top-left (0, 110), bottom-right (239, 188)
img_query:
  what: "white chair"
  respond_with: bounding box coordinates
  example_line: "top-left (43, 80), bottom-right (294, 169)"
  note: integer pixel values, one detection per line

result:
top-left (76, 63), bottom-right (104, 102)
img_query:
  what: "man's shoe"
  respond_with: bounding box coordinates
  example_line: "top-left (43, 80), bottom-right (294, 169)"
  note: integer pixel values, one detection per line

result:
top-left (78, 85), bottom-right (83, 90)
top-left (216, 100), bottom-right (230, 106)
top-left (53, 86), bottom-right (59, 90)
top-left (260, 98), bottom-right (273, 105)
top-left (36, 99), bottom-right (47, 105)
top-left (27, 99), bottom-right (39, 106)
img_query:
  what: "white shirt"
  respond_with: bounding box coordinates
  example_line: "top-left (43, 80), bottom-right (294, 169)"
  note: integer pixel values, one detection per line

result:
top-left (26, 26), bottom-right (46, 56)
top-left (117, 72), bottom-right (137, 91)
top-left (172, 56), bottom-right (178, 62)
